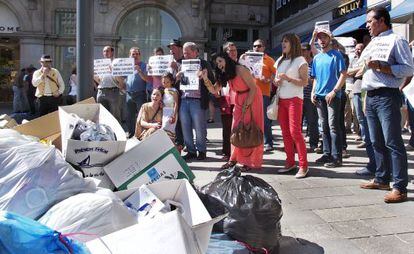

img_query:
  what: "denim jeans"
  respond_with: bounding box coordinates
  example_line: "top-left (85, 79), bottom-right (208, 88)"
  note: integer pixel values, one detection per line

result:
top-left (303, 98), bottom-right (319, 148)
top-left (179, 98), bottom-right (207, 154)
top-left (263, 95), bottom-right (274, 147)
top-left (406, 99), bottom-right (414, 147)
top-left (316, 97), bottom-right (342, 161)
top-left (339, 91), bottom-right (347, 150)
top-left (126, 91), bottom-right (147, 136)
top-left (365, 88), bottom-right (408, 192)
top-left (352, 93), bottom-right (376, 172)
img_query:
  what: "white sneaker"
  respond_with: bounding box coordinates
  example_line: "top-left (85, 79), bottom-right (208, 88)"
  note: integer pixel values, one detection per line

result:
top-left (278, 165), bottom-right (297, 173)
top-left (295, 167), bottom-right (309, 179)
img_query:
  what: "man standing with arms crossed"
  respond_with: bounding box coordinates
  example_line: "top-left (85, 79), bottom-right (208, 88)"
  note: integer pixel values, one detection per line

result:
top-left (359, 7), bottom-right (414, 203)
top-left (310, 28), bottom-right (347, 168)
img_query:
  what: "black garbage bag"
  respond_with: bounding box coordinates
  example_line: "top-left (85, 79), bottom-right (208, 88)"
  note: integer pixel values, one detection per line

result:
top-left (199, 167), bottom-right (283, 251)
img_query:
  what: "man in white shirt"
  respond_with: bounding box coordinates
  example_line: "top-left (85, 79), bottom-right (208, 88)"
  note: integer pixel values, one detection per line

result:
top-left (32, 54), bottom-right (65, 116)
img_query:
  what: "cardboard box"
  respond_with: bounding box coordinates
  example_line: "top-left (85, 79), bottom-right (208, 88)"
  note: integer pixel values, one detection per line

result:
top-left (59, 103), bottom-right (127, 189)
top-left (104, 130), bottom-right (195, 190)
top-left (13, 97), bottom-right (95, 149)
top-left (86, 179), bottom-right (226, 254)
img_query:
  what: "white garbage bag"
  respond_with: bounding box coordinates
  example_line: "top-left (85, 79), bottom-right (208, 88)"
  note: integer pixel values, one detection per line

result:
top-left (38, 189), bottom-right (137, 242)
top-left (0, 129), bottom-right (97, 219)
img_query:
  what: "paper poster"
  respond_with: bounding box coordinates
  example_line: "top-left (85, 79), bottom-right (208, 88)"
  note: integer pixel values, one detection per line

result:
top-left (369, 36), bottom-right (395, 62)
top-left (180, 59), bottom-right (201, 91)
top-left (242, 52), bottom-right (264, 78)
top-left (112, 58), bottom-right (135, 76)
top-left (148, 55), bottom-right (173, 76)
top-left (94, 58), bottom-right (111, 76)
top-left (403, 78), bottom-right (414, 108)
top-left (315, 21), bottom-right (330, 32)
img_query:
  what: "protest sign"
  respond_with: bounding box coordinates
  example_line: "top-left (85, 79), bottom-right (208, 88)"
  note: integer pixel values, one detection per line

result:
top-left (180, 59), bottom-right (200, 91)
top-left (112, 58), bottom-right (135, 76)
top-left (315, 21), bottom-right (330, 32)
top-left (94, 59), bottom-right (111, 76)
top-left (148, 55), bottom-right (173, 76)
top-left (242, 52), bottom-right (264, 78)
top-left (359, 34), bottom-right (396, 63)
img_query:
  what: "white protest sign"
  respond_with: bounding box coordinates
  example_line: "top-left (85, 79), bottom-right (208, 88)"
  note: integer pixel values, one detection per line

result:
top-left (148, 55), bottom-right (173, 76)
top-left (243, 52), bottom-right (264, 78)
top-left (315, 21), bottom-right (330, 32)
top-left (180, 59), bottom-right (201, 91)
top-left (94, 58), bottom-right (111, 76)
top-left (112, 58), bottom-right (135, 76)
top-left (359, 34), bottom-right (396, 63)
top-left (403, 78), bottom-right (414, 108)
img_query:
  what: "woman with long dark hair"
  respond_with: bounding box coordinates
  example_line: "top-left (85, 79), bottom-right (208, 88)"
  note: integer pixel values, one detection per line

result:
top-left (274, 33), bottom-right (309, 178)
top-left (202, 53), bottom-right (264, 171)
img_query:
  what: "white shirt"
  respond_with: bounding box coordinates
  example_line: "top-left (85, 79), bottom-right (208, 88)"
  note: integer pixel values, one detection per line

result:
top-left (68, 74), bottom-right (77, 96)
top-left (274, 56), bottom-right (307, 99)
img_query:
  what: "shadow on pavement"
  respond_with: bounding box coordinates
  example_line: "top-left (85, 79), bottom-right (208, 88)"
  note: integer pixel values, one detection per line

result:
top-left (279, 236), bottom-right (324, 254)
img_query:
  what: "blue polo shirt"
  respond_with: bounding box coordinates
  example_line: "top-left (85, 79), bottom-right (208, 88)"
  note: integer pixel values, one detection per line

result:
top-left (126, 62), bottom-right (147, 93)
top-left (311, 49), bottom-right (345, 99)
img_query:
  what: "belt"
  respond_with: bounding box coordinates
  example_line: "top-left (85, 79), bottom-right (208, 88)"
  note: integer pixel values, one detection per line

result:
top-left (236, 89), bottom-right (249, 94)
top-left (99, 87), bottom-right (118, 90)
top-left (367, 87), bottom-right (399, 97)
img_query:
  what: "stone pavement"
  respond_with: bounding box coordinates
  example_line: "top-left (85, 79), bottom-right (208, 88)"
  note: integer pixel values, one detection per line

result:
top-left (189, 120), bottom-right (414, 254)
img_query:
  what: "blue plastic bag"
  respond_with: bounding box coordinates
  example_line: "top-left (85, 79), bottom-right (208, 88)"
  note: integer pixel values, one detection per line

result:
top-left (0, 211), bottom-right (91, 254)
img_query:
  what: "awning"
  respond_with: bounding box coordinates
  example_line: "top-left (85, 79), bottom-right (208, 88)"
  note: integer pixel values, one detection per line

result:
top-left (390, 0), bottom-right (414, 24)
top-left (332, 14), bottom-right (367, 36)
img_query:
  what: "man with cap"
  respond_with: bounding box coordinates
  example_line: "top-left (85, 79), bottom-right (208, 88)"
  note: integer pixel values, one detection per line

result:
top-left (310, 27), bottom-right (347, 168)
top-left (301, 42), bottom-right (319, 152)
top-left (32, 54), bottom-right (65, 116)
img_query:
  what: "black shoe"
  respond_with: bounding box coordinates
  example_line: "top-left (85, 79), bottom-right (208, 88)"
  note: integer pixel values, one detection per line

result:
top-left (315, 155), bottom-right (332, 164)
top-left (324, 160), bottom-right (342, 168)
top-left (197, 152), bottom-right (206, 160)
top-left (182, 152), bottom-right (197, 161)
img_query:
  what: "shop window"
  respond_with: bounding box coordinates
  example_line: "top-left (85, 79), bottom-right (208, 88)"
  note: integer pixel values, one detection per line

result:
top-left (118, 7), bottom-right (182, 62)
top-left (55, 9), bottom-right (76, 35)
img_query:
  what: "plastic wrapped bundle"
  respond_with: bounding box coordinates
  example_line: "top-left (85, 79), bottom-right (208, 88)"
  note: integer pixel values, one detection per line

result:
top-left (79, 123), bottom-right (117, 141)
top-left (0, 211), bottom-right (90, 254)
top-left (0, 129), bottom-right (97, 219)
top-left (39, 189), bottom-right (137, 242)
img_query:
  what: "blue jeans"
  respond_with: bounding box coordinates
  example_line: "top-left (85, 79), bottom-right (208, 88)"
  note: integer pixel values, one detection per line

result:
top-left (365, 88), bottom-right (408, 192)
top-left (352, 93), bottom-right (376, 172)
top-left (263, 95), bottom-right (274, 147)
top-left (316, 97), bottom-right (342, 161)
top-left (303, 98), bottom-right (319, 148)
top-left (179, 98), bottom-right (207, 154)
top-left (406, 99), bottom-right (414, 147)
top-left (126, 91), bottom-right (147, 136)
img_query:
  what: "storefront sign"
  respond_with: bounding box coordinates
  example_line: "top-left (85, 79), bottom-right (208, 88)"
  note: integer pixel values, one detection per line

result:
top-left (334, 0), bottom-right (363, 18)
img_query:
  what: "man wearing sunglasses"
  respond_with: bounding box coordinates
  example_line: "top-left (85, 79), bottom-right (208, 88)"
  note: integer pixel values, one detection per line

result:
top-left (252, 39), bottom-right (276, 152)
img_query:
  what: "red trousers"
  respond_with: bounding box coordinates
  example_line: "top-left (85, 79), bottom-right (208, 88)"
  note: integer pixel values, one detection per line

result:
top-left (278, 97), bottom-right (308, 168)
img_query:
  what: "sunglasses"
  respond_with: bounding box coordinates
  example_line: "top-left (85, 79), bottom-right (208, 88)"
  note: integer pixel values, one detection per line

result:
top-left (253, 45), bottom-right (263, 48)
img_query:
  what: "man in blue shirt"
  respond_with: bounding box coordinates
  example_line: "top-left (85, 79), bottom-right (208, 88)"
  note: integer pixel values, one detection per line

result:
top-left (359, 7), bottom-right (414, 203)
top-left (125, 47), bottom-right (148, 137)
top-left (311, 29), bottom-right (347, 168)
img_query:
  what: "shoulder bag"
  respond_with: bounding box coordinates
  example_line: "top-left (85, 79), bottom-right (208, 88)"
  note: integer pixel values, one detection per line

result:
top-left (230, 107), bottom-right (263, 148)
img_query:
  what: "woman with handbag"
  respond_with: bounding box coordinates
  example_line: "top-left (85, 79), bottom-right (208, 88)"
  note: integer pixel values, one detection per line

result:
top-left (204, 52), bottom-right (264, 171)
top-left (274, 33), bottom-right (309, 178)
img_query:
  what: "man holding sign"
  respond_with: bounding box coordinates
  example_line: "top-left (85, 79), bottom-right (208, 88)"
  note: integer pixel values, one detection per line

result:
top-left (359, 7), bottom-right (414, 203)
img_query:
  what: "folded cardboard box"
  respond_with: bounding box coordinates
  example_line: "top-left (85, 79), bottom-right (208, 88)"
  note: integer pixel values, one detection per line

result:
top-left (104, 130), bottom-right (195, 190)
top-left (59, 103), bottom-right (126, 189)
top-left (86, 179), bottom-right (225, 254)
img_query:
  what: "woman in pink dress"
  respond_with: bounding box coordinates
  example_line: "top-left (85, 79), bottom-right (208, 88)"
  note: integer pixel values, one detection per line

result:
top-left (204, 53), bottom-right (264, 171)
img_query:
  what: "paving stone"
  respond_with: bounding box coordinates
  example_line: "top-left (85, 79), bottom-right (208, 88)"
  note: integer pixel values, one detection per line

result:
top-left (294, 197), bottom-right (342, 211)
top-left (363, 216), bottom-right (414, 235)
top-left (289, 186), bottom-right (353, 199)
top-left (279, 236), bottom-right (325, 254)
top-left (316, 238), bottom-right (365, 254)
top-left (314, 205), bottom-right (395, 223)
top-left (378, 202), bottom-right (414, 217)
top-left (288, 223), bottom-right (343, 242)
top-left (351, 235), bottom-right (414, 254)
top-left (330, 220), bottom-right (379, 238)
top-left (327, 194), bottom-right (384, 207)
top-left (281, 209), bottom-right (326, 227)
top-left (397, 232), bottom-right (414, 244)
top-left (304, 178), bottom-right (362, 188)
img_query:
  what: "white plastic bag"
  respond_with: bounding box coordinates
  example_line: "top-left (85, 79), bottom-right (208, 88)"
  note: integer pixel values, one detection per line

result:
top-left (39, 189), bottom-right (137, 242)
top-left (266, 88), bottom-right (279, 120)
top-left (0, 129), bottom-right (97, 219)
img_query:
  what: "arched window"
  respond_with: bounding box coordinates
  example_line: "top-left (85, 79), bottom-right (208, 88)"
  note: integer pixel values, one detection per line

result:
top-left (118, 7), bottom-right (182, 61)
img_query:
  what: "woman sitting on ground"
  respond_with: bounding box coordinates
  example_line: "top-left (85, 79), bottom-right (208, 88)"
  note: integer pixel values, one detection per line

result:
top-left (134, 88), bottom-right (163, 140)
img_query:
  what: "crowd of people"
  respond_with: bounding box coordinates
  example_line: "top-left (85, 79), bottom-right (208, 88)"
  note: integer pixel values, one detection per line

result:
top-left (18, 6), bottom-right (414, 203)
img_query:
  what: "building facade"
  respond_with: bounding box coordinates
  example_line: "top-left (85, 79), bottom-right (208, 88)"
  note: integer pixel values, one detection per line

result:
top-left (0, 0), bottom-right (271, 103)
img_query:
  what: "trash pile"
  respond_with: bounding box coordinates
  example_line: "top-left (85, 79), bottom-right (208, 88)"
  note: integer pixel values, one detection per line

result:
top-left (0, 100), bottom-right (283, 254)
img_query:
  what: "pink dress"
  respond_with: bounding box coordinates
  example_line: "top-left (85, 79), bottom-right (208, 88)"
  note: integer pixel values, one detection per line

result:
top-left (229, 76), bottom-right (264, 169)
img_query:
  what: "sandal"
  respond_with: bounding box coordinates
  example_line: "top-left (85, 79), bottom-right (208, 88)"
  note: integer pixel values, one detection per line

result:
top-left (221, 161), bottom-right (236, 169)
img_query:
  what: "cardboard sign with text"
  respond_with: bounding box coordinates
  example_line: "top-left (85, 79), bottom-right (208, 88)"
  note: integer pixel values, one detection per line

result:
top-left (111, 58), bottom-right (135, 76)
top-left (148, 55), bottom-right (173, 76)
top-left (94, 59), bottom-right (112, 76)
top-left (180, 59), bottom-right (201, 91)
top-left (104, 130), bottom-right (194, 190)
